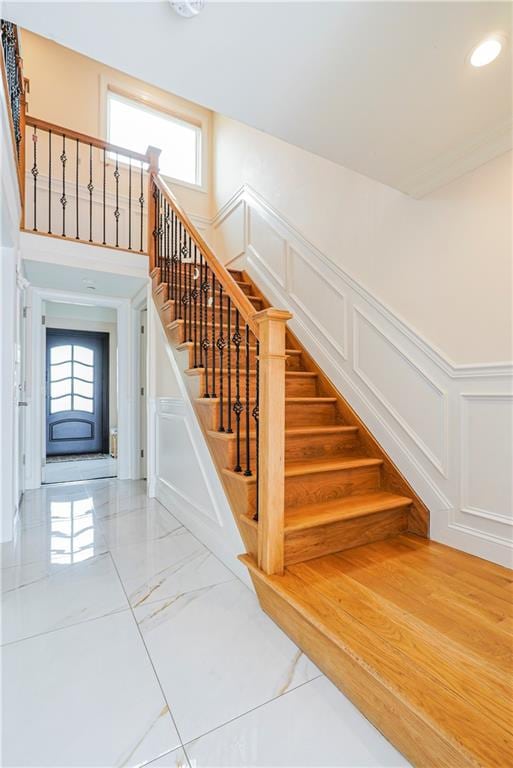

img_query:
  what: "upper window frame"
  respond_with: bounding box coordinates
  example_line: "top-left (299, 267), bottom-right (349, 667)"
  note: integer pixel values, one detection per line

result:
top-left (101, 78), bottom-right (208, 195)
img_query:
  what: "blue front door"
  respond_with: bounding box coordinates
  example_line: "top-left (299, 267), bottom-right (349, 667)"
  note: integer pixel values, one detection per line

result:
top-left (46, 329), bottom-right (109, 456)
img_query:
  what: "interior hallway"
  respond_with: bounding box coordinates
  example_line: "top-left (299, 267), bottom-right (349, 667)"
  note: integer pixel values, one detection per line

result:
top-left (1, 479), bottom-right (408, 767)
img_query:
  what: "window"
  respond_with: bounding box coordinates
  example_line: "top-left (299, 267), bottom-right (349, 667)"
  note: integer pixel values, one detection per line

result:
top-left (106, 90), bottom-right (202, 187)
top-left (50, 344), bottom-right (94, 414)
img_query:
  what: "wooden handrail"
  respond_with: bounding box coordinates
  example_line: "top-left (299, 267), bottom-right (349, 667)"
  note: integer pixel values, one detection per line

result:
top-left (152, 172), bottom-right (260, 336)
top-left (26, 115), bottom-right (151, 165)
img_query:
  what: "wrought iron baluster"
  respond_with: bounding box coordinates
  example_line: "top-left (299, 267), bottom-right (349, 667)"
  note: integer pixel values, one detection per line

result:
top-left (199, 252), bottom-right (204, 368)
top-left (201, 264), bottom-right (210, 397)
top-left (170, 209), bottom-right (175, 303)
top-left (244, 324), bottom-right (252, 476)
top-left (88, 143), bottom-right (93, 242)
top-left (60, 134), bottom-right (67, 237)
top-left (217, 285), bottom-right (225, 431)
top-left (114, 153), bottom-right (120, 247)
top-left (187, 234), bottom-right (193, 342)
top-left (226, 297), bottom-right (233, 433)
top-left (48, 130), bottom-right (52, 234)
top-left (173, 214), bottom-right (179, 317)
top-left (31, 127), bottom-right (38, 231)
top-left (193, 244), bottom-right (198, 367)
top-left (139, 160), bottom-right (144, 252)
top-left (211, 274), bottom-right (216, 397)
top-left (178, 221), bottom-right (183, 320)
top-left (75, 138), bottom-right (79, 240)
top-left (128, 157), bottom-right (132, 250)
top-left (253, 339), bottom-right (260, 518)
top-left (102, 147), bottom-right (106, 245)
top-left (233, 310), bottom-right (242, 472)
top-left (165, 200), bottom-right (171, 288)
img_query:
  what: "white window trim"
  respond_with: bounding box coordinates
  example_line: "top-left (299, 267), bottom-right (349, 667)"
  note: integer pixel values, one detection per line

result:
top-left (99, 75), bottom-right (209, 195)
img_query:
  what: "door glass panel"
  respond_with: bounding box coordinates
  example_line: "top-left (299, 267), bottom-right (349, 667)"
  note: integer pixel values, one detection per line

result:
top-left (50, 395), bottom-right (72, 414)
top-left (74, 362), bottom-right (94, 382)
top-left (50, 345), bottom-right (72, 365)
top-left (73, 379), bottom-right (93, 398)
top-left (73, 395), bottom-right (94, 413)
top-left (51, 361), bottom-right (72, 381)
top-left (73, 345), bottom-right (94, 366)
top-left (51, 379), bottom-right (72, 398)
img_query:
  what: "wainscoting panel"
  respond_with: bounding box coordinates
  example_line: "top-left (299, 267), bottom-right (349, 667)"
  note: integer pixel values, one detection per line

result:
top-left (211, 185), bottom-right (513, 566)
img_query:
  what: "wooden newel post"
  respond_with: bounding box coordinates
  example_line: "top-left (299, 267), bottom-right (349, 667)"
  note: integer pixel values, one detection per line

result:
top-left (253, 307), bottom-right (293, 576)
top-left (146, 145), bottom-right (161, 273)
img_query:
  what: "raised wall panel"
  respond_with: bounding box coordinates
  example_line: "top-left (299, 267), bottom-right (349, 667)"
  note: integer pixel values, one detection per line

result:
top-left (460, 394), bottom-right (513, 526)
top-left (158, 410), bottom-right (220, 524)
top-left (288, 245), bottom-right (347, 359)
top-left (213, 200), bottom-right (246, 265)
top-left (353, 307), bottom-right (447, 475)
top-left (247, 207), bottom-right (287, 287)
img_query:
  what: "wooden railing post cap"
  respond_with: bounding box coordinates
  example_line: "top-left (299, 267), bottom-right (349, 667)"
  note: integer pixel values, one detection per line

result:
top-left (146, 145), bottom-right (161, 171)
top-left (252, 307), bottom-right (292, 325)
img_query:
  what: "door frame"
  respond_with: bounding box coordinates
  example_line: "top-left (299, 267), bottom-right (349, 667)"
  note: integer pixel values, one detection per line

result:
top-left (25, 286), bottom-right (145, 488)
top-left (45, 328), bottom-right (110, 456)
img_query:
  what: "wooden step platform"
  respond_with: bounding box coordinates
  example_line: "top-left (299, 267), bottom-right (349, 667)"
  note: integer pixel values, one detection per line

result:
top-left (242, 534), bottom-right (513, 768)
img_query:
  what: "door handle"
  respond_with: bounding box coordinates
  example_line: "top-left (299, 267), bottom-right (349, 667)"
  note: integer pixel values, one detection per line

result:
top-left (18, 401), bottom-right (28, 406)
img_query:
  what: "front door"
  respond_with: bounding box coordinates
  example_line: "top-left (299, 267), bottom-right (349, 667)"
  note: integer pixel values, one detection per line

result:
top-left (46, 329), bottom-right (109, 456)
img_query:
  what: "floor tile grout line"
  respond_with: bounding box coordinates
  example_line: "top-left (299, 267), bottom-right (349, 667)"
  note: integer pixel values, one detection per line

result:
top-left (106, 549), bottom-right (189, 755)
top-left (180, 673), bottom-right (325, 756)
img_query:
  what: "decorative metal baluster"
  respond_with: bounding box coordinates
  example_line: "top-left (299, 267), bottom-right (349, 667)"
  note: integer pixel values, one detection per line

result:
top-left (173, 214), bottom-right (179, 318)
top-left (48, 130), bottom-right (52, 234)
top-left (233, 310), bottom-right (243, 472)
top-left (188, 234), bottom-right (193, 342)
top-left (88, 143), bottom-right (93, 242)
top-left (170, 209), bottom-right (175, 304)
top-left (226, 297), bottom-right (233, 433)
top-left (217, 285), bottom-right (225, 431)
top-left (102, 147), bottom-right (106, 245)
top-left (60, 134), bottom-right (67, 237)
top-left (114, 153), bottom-right (120, 247)
top-left (165, 200), bottom-right (171, 288)
top-left (244, 324), bottom-right (252, 477)
top-left (201, 264), bottom-right (210, 397)
top-left (128, 157), bottom-right (132, 250)
top-left (253, 339), bottom-right (260, 518)
top-left (139, 160), bottom-right (144, 252)
top-left (211, 274), bottom-right (217, 397)
top-left (192, 244), bottom-right (198, 367)
top-left (75, 138), bottom-right (79, 240)
top-left (177, 221), bottom-right (183, 320)
top-left (31, 127), bottom-right (38, 231)
top-left (199, 252), bottom-right (204, 368)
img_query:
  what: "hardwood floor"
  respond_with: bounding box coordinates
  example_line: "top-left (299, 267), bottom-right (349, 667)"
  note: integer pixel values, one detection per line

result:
top-left (242, 535), bottom-right (513, 768)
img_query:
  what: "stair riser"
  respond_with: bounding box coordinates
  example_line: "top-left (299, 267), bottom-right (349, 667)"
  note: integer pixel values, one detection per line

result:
top-left (210, 430), bottom-right (361, 468)
top-left (181, 347), bottom-right (303, 372)
top-left (286, 402), bottom-right (338, 426)
top-left (285, 507), bottom-right (408, 565)
top-left (190, 372), bottom-right (318, 398)
top-left (284, 465), bottom-right (382, 509)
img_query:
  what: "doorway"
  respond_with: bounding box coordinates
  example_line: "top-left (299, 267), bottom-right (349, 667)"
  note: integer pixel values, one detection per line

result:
top-left (46, 329), bottom-right (109, 458)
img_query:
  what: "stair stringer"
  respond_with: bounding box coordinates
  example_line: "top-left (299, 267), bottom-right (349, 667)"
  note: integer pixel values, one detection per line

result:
top-left (148, 297), bottom-right (252, 586)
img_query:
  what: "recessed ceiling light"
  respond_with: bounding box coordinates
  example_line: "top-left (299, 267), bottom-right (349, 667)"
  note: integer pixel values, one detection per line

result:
top-left (470, 36), bottom-right (503, 67)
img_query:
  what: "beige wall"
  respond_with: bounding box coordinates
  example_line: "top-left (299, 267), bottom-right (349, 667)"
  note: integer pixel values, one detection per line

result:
top-left (212, 114), bottom-right (512, 365)
top-left (21, 29), bottom-right (212, 220)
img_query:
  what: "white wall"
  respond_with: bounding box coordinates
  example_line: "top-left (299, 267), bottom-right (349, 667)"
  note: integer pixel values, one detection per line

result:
top-left (211, 185), bottom-right (513, 567)
top-left (212, 114), bottom-right (512, 366)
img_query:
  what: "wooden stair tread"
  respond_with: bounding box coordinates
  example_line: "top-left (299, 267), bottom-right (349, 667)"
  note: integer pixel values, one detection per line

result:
top-left (176, 341), bottom-right (301, 357)
top-left (196, 396), bottom-right (336, 405)
top-left (207, 424), bottom-right (359, 441)
top-left (185, 367), bottom-right (315, 378)
top-left (242, 542), bottom-right (513, 767)
top-left (284, 492), bottom-right (412, 532)
top-left (285, 456), bottom-right (383, 477)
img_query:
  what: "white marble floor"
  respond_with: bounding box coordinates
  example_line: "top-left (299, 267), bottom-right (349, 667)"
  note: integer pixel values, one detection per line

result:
top-left (1, 479), bottom-right (409, 768)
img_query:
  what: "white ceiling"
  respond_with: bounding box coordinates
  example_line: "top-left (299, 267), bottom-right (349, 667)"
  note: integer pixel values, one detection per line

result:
top-left (23, 260), bottom-right (146, 297)
top-left (6, 1), bottom-right (512, 195)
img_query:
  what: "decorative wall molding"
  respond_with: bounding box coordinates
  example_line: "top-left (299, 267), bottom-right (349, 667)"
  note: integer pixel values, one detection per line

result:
top-left (212, 183), bottom-right (513, 566)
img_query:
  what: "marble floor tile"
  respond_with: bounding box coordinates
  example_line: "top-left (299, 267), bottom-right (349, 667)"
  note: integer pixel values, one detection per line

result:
top-left (2, 610), bottom-right (181, 767)
top-left (135, 578), bottom-right (321, 743)
top-left (110, 525), bottom-right (235, 608)
top-left (144, 747), bottom-right (190, 767)
top-left (185, 675), bottom-right (410, 767)
top-left (98, 503), bottom-right (182, 549)
top-left (1, 552), bottom-right (128, 645)
top-left (94, 491), bottom-right (165, 520)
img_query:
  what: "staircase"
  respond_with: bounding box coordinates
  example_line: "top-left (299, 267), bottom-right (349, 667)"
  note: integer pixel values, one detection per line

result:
top-left (152, 263), bottom-right (428, 569)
